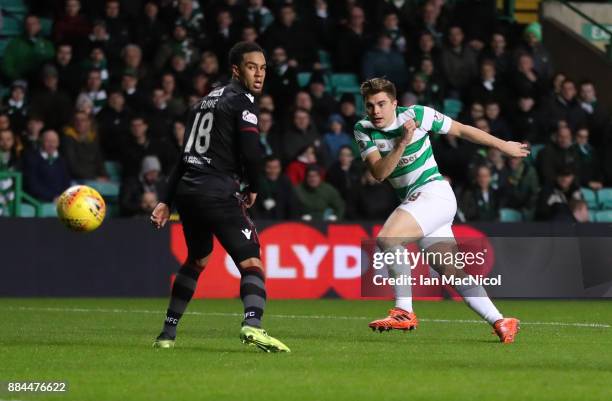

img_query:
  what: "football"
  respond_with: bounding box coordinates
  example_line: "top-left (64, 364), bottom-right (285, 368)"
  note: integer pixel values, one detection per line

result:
top-left (56, 185), bottom-right (106, 232)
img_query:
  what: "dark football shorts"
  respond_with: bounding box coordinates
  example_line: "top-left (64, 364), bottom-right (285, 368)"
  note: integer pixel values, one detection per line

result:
top-left (175, 192), bottom-right (260, 264)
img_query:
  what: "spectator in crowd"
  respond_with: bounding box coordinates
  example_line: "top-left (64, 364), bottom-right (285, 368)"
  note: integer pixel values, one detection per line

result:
top-left (210, 9), bottom-right (240, 70)
top-left (542, 78), bottom-right (586, 133)
top-left (5, 80), bottom-right (29, 135)
top-left (500, 156), bottom-right (540, 220)
top-left (258, 94), bottom-right (275, 114)
top-left (295, 165), bottom-right (345, 221)
top-left (352, 169), bottom-right (397, 220)
top-left (246, 0), bottom-right (274, 34)
top-left (410, 32), bottom-right (440, 74)
top-left (134, 1), bottom-right (168, 62)
top-left (155, 21), bottom-right (199, 71)
top-left (412, 0), bottom-right (448, 47)
top-left (282, 108), bottom-right (319, 165)
top-left (20, 116), bottom-right (45, 151)
top-left (266, 46), bottom-right (299, 116)
top-left (537, 126), bottom-right (578, 186)
top-left (286, 145), bottom-right (319, 186)
top-left (1, 14), bottom-right (55, 81)
top-left (518, 22), bottom-right (553, 83)
top-left (323, 114), bottom-right (352, 162)
top-left (102, 0), bottom-right (131, 61)
top-left (485, 101), bottom-right (512, 141)
top-left (513, 53), bottom-right (544, 102)
top-left (460, 165), bottom-right (500, 221)
top-left (120, 68), bottom-right (148, 113)
top-left (334, 6), bottom-right (370, 74)
top-left (308, 72), bottom-right (338, 133)
top-left (30, 65), bottom-right (73, 131)
top-left (176, 0), bottom-right (206, 44)
top-left (146, 88), bottom-right (175, 141)
top-left (87, 20), bottom-right (111, 60)
top-left (469, 59), bottom-right (508, 108)
top-left (578, 80), bottom-right (609, 148)
top-left (263, 4), bottom-right (317, 69)
top-left (75, 93), bottom-right (95, 117)
top-left (536, 167), bottom-right (583, 221)
top-left (62, 111), bottom-right (107, 181)
top-left (338, 93), bottom-right (359, 130)
top-left (511, 94), bottom-right (542, 144)
top-left (326, 145), bottom-right (362, 216)
top-left (404, 73), bottom-right (438, 109)
top-left (120, 44), bottom-right (153, 89)
top-left (382, 11), bottom-right (408, 53)
top-left (78, 68), bottom-right (107, 114)
top-left (573, 127), bottom-right (603, 190)
top-left (119, 155), bottom-right (167, 217)
top-left (441, 25), bottom-right (478, 95)
top-left (362, 33), bottom-right (409, 92)
top-left (120, 115), bottom-right (171, 177)
top-left (97, 89), bottom-right (131, 161)
top-left (481, 32), bottom-right (512, 82)
top-left (253, 156), bottom-right (301, 220)
top-left (161, 73), bottom-right (187, 117)
top-left (82, 46), bottom-right (110, 86)
top-left (53, 0), bottom-right (91, 58)
top-left (22, 129), bottom-right (71, 202)
top-left (0, 129), bottom-right (21, 172)
top-left (258, 110), bottom-right (281, 157)
top-left (53, 43), bottom-right (81, 97)
top-left (417, 56), bottom-right (445, 106)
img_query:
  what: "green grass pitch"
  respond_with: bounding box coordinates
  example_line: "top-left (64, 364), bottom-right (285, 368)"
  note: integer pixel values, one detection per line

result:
top-left (1, 299), bottom-right (611, 401)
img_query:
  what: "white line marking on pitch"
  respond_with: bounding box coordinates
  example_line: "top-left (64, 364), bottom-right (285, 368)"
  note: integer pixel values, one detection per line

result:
top-left (5, 306), bottom-right (610, 329)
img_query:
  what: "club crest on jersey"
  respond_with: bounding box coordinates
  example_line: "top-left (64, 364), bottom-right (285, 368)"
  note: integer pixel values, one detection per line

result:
top-left (242, 110), bottom-right (258, 125)
top-left (245, 93), bottom-right (255, 103)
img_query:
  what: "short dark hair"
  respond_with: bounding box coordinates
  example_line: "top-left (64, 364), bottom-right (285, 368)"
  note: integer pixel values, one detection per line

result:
top-left (360, 77), bottom-right (396, 100)
top-left (228, 41), bottom-right (264, 69)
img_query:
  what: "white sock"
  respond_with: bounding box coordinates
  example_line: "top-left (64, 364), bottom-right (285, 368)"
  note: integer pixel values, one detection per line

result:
top-left (454, 284), bottom-right (503, 325)
top-left (384, 245), bottom-right (413, 312)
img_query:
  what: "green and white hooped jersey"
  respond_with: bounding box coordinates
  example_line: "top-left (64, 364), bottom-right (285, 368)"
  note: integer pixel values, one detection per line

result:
top-left (353, 105), bottom-right (452, 200)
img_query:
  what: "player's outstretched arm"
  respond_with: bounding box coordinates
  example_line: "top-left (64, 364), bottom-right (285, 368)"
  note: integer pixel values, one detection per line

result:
top-left (447, 120), bottom-right (530, 158)
top-left (365, 120), bottom-right (416, 181)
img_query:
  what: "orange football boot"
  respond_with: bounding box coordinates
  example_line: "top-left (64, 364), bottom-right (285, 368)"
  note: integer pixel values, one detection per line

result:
top-left (493, 318), bottom-right (520, 343)
top-left (368, 308), bottom-right (418, 332)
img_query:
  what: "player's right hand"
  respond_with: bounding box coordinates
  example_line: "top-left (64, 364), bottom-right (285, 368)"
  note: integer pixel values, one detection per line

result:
top-left (151, 202), bottom-right (170, 229)
top-left (400, 119), bottom-right (416, 146)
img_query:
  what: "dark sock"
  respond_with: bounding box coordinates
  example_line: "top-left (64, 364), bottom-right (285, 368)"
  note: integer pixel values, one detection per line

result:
top-left (240, 268), bottom-right (267, 328)
top-left (162, 263), bottom-right (201, 338)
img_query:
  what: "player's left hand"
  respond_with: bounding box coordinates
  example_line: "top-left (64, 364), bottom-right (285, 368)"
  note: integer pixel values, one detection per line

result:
top-left (500, 141), bottom-right (530, 158)
top-left (244, 192), bottom-right (257, 208)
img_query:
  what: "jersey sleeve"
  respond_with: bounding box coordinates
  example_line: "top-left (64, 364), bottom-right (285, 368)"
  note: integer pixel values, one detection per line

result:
top-left (235, 94), bottom-right (260, 135)
top-left (412, 105), bottom-right (452, 134)
top-left (234, 94), bottom-right (262, 192)
top-left (353, 122), bottom-right (377, 160)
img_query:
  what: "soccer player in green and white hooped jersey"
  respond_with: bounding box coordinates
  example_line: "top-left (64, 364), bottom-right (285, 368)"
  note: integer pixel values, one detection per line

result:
top-left (356, 78), bottom-right (529, 343)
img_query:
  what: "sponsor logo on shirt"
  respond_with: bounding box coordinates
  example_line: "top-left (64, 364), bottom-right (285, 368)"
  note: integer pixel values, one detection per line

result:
top-left (397, 153), bottom-right (418, 168)
top-left (242, 110), bottom-right (258, 125)
top-left (208, 87), bottom-right (225, 97)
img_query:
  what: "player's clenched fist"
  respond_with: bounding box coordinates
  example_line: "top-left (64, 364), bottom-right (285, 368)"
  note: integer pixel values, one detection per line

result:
top-left (400, 119), bottom-right (416, 146)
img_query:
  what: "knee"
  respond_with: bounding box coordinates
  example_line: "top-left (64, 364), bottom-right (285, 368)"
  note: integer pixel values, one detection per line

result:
top-left (376, 236), bottom-right (404, 251)
top-left (238, 257), bottom-right (264, 277)
top-left (186, 255), bottom-right (210, 271)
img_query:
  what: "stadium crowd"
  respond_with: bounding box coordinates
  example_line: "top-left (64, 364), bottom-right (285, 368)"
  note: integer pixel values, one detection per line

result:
top-left (0, 0), bottom-right (611, 222)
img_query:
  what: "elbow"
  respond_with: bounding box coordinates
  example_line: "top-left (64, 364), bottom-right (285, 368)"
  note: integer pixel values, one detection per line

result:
top-left (372, 171), bottom-right (387, 182)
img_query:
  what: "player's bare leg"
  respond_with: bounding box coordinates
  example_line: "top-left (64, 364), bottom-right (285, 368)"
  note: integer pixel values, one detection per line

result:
top-left (369, 208), bottom-right (422, 332)
top-left (238, 257), bottom-right (290, 352)
top-left (425, 241), bottom-right (520, 343)
top-left (153, 255), bottom-right (209, 348)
